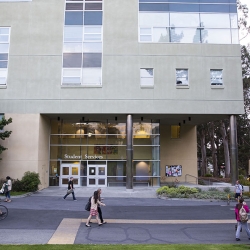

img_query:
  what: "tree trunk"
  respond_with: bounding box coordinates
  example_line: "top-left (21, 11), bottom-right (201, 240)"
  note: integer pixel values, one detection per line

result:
top-left (200, 128), bottom-right (207, 176)
top-left (209, 122), bottom-right (218, 177)
top-left (220, 120), bottom-right (231, 178)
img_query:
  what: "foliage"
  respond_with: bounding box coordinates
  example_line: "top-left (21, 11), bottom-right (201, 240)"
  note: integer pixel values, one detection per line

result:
top-left (0, 116), bottom-right (12, 160)
top-left (157, 185), bottom-right (236, 200)
top-left (205, 174), bottom-right (213, 177)
top-left (12, 179), bottom-right (25, 192)
top-left (20, 171), bottom-right (41, 192)
top-left (223, 187), bottom-right (231, 193)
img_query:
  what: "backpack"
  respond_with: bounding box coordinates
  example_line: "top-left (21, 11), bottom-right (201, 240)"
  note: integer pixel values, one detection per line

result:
top-left (239, 206), bottom-right (248, 222)
top-left (241, 185), bottom-right (244, 193)
top-left (85, 197), bottom-right (91, 211)
top-left (3, 183), bottom-right (8, 193)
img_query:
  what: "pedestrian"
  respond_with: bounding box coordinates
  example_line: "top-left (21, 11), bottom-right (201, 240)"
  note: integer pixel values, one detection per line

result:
top-left (235, 198), bottom-right (250, 241)
top-left (63, 177), bottom-right (77, 201)
top-left (97, 188), bottom-right (107, 224)
top-left (85, 191), bottom-right (105, 227)
top-left (4, 176), bottom-right (12, 202)
top-left (235, 180), bottom-right (242, 202)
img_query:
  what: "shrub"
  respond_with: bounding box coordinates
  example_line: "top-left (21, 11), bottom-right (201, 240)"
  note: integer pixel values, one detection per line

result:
top-left (12, 179), bottom-right (25, 192)
top-left (205, 174), bottom-right (213, 177)
top-left (223, 187), bottom-right (231, 193)
top-left (21, 171), bottom-right (41, 192)
top-left (208, 187), bottom-right (218, 192)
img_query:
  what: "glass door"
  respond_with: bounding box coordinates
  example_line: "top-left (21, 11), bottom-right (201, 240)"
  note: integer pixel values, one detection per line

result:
top-left (87, 163), bottom-right (107, 187)
top-left (60, 162), bottom-right (80, 187)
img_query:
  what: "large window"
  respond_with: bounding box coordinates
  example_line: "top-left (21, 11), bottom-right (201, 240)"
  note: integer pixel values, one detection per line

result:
top-left (50, 119), bottom-right (160, 187)
top-left (0, 27), bottom-right (10, 86)
top-left (62, 1), bottom-right (103, 86)
top-left (138, 1), bottom-right (238, 44)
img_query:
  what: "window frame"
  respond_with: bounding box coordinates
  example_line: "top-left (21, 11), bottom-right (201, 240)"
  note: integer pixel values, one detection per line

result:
top-left (140, 68), bottom-right (154, 88)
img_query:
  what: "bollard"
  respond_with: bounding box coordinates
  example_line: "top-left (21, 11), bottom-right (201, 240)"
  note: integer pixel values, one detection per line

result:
top-left (227, 194), bottom-right (230, 205)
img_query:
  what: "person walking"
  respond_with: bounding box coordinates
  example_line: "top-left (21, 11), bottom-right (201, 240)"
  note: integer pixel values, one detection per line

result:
top-left (235, 180), bottom-right (242, 202)
top-left (235, 198), bottom-right (250, 241)
top-left (86, 191), bottom-right (105, 227)
top-left (97, 188), bottom-right (107, 224)
top-left (4, 176), bottom-right (12, 202)
top-left (63, 177), bottom-right (77, 201)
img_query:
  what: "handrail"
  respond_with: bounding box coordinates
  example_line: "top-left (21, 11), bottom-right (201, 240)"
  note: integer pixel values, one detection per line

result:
top-left (185, 174), bottom-right (198, 185)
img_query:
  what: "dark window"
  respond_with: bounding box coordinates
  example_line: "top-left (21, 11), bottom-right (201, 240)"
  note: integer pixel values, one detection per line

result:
top-left (65, 11), bottom-right (83, 25)
top-left (63, 53), bottom-right (82, 68)
top-left (84, 11), bottom-right (102, 25)
top-left (139, 3), bottom-right (169, 11)
top-left (0, 61), bottom-right (8, 68)
top-left (200, 4), bottom-right (230, 13)
top-left (66, 3), bottom-right (83, 10)
top-left (230, 4), bottom-right (237, 13)
top-left (82, 53), bottom-right (102, 68)
top-left (169, 3), bottom-right (199, 12)
top-left (85, 3), bottom-right (102, 10)
top-left (0, 54), bottom-right (8, 60)
top-left (200, 0), bottom-right (229, 3)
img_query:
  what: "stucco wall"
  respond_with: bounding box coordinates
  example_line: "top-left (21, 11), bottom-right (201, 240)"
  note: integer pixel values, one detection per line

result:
top-left (160, 124), bottom-right (197, 184)
top-left (0, 114), bottom-right (50, 189)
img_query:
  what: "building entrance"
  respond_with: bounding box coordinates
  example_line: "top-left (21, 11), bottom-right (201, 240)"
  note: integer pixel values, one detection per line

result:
top-left (87, 162), bottom-right (107, 187)
top-left (60, 163), bottom-right (80, 187)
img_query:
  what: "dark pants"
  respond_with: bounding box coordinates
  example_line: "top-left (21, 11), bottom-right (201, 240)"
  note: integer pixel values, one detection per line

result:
top-left (63, 191), bottom-right (76, 200)
top-left (98, 206), bottom-right (103, 223)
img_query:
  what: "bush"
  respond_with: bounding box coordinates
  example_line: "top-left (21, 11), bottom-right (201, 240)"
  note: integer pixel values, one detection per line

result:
top-left (21, 171), bottom-right (41, 192)
top-left (208, 187), bottom-right (218, 192)
top-left (204, 174), bottom-right (213, 177)
top-left (223, 187), bottom-right (231, 193)
top-left (12, 179), bottom-right (25, 192)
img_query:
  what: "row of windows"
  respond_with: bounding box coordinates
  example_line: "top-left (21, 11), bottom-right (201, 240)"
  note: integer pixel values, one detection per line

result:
top-left (0, 27), bottom-right (9, 86)
top-left (139, 0), bottom-right (236, 3)
top-left (63, 1), bottom-right (103, 85)
top-left (139, 3), bottom-right (237, 13)
top-left (140, 68), bottom-right (223, 87)
top-left (139, 12), bottom-right (238, 44)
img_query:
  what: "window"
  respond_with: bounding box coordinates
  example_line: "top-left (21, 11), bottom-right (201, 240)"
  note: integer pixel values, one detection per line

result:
top-left (62, 1), bottom-right (103, 86)
top-left (0, 27), bottom-right (10, 86)
top-left (176, 69), bottom-right (188, 86)
top-left (171, 126), bottom-right (180, 139)
top-left (210, 69), bottom-right (223, 86)
top-left (140, 68), bottom-right (154, 87)
top-left (138, 1), bottom-right (238, 44)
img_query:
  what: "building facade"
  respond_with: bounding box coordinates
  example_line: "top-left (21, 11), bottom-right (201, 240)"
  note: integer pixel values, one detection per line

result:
top-left (0, 0), bottom-right (244, 189)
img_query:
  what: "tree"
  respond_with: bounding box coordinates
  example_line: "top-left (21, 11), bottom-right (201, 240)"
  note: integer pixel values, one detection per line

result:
top-left (0, 116), bottom-right (12, 160)
top-left (237, 0), bottom-right (250, 43)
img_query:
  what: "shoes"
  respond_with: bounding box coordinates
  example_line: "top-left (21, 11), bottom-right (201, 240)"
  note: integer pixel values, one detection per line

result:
top-left (7, 200), bottom-right (11, 202)
top-left (85, 224), bottom-right (91, 227)
top-left (236, 238), bottom-right (240, 241)
top-left (102, 221), bottom-right (107, 224)
top-left (98, 223), bottom-right (103, 226)
top-left (0, 212), bottom-right (6, 216)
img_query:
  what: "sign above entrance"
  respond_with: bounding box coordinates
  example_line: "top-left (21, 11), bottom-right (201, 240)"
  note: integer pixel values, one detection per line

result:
top-left (64, 154), bottom-right (81, 159)
top-left (85, 154), bottom-right (104, 160)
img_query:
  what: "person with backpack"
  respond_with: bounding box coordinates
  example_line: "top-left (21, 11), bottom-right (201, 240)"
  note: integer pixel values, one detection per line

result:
top-left (235, 198), bottom-right (250, 241)
top-left (4, 176), bottom-right (12, 202)
top-left (235, 180), bottom-right (243, 202)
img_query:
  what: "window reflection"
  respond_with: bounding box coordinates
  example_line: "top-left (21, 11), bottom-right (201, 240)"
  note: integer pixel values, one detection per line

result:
top-left (170, 28), bottom-right (200, 43)
top-left (201, 29), bottom-right (231, 44)
top-left (210, 69), bottom-right (223, 85)
top-left (200, 14), bottom-right (230, 28)
top-left (170, 13), bottom-right (199, 27)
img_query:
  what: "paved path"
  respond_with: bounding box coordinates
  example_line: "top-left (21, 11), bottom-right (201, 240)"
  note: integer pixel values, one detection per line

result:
top-left (0, 187), bottom-right (248, 245)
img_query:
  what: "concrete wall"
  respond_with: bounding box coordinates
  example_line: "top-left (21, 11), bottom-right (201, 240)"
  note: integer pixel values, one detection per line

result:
top-left (160, 124), bottom-right (197, 184)
top-left (0, 114), bottom-right (50, 189)
top-left (0, 0), bottom-right (244, 116)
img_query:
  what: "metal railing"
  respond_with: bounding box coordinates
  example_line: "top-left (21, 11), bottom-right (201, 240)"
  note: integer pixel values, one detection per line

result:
top-left (185, 174), bottom-right (198, 185)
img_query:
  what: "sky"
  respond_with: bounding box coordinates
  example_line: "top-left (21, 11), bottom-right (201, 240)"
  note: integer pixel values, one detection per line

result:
top-left (239, 0), bottom-right (250, 46)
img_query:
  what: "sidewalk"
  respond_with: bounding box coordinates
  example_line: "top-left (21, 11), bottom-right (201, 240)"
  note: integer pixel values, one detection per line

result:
top-left (32, 186), bottom-right (159, 198)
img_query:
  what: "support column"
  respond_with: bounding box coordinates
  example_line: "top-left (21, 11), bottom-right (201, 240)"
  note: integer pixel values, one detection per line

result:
top-left (126, 114), bottom-right (133, 191)
top-left (229, 115), bottom-right (238, 185)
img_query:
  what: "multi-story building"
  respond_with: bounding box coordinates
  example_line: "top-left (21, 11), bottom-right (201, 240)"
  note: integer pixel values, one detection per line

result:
top-left (0, 0), bottom-right (244, 189)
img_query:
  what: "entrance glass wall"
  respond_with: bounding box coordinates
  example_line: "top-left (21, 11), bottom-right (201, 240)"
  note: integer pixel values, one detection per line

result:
top-left (49, 119), bottom-right (160, 187)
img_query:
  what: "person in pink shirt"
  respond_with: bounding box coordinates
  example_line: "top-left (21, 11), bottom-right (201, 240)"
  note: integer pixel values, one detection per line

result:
top-left (235, 198), bottom-right (250, 241)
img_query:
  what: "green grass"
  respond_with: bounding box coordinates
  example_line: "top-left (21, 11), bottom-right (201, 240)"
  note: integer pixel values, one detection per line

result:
top-left (0, 245), bottom-right (249, 250)
top-left (0, 191), bottom-right (28, 198)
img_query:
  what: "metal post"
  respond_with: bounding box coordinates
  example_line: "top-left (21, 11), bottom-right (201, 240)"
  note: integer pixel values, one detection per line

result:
top-left (230, 115), bottom-right (238, 185)
top-left (126, 115), bottom-right (133, 191)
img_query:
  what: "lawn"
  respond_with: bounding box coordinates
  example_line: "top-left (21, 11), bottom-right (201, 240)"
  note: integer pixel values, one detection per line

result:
top-left (0, 245), bottom-right (249, 250)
